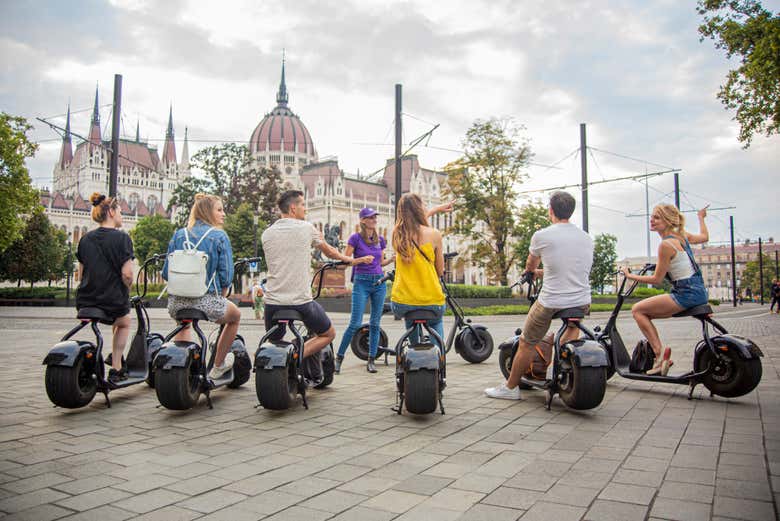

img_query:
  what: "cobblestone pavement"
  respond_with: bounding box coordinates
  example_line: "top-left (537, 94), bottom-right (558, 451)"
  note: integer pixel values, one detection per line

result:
top-left (0, 304), bottom-right (777, 521)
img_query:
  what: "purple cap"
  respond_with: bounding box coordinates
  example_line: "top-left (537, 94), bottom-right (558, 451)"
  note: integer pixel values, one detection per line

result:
top-left (359, 207), bottom-right (378, 218)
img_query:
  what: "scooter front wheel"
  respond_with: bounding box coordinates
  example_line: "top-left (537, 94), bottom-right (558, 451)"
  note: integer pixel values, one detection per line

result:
top-left (558, 364), bottom-right (606, 410)
top-left (497, 348), bottom-right (533, 390)
top-left (227, 342), bottom-right (252, 389)
top-left (404, 369), bottom-right (439, 414)
top-left (350, 327), bottom-right (389, 361)
top-left (314, 345), bottom-right (335, 389)
top-left (698, 348), bottom-right (762, 398)
top-left (45, 357), bottom-right (97, 408)
top-left (155, 366), bottom-right (200, 410)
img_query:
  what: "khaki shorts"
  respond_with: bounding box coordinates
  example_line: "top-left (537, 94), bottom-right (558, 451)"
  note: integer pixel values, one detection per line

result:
top-left (520, 301), bottom-right (590, 346)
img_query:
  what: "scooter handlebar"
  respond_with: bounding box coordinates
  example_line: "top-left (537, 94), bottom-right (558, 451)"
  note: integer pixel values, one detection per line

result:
top-left (375, 271), bottom-right (395, 285)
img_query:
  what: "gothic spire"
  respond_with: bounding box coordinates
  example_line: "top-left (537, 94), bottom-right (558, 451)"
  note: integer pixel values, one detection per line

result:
top-left (135, 118), bottom-right (140, 143)
top-left (162, 104), bottom-right (177, 164)
top-left (180, 126), bottom-right (190, 170)
top-left (88, 85), bottom-right (102, 145)
top-left (59, 102), bottom-right (73, 168)
top-left (276, 50), bottom-right (289, 107)
top-left (165, 104), bottom-right (174, 139)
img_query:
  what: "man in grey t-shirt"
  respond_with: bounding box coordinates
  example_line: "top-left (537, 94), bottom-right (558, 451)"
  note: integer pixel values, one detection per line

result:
top-left (261, 190), bottom-right (372, 361)
top-left (486, 191), bottom-right (594, 400)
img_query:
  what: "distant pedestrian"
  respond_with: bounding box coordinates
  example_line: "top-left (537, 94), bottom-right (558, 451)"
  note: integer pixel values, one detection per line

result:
top-left (771, 279), bottom-right (780, 314)
top-left (252, 278), bottom-right (265, 320)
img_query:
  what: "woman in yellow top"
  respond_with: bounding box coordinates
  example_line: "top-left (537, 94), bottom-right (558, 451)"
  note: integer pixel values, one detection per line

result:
top-left (390, 193), bottom-right (453, 348)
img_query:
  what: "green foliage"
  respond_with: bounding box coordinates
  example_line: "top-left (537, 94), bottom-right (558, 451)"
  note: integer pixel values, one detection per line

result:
top-left (741, 253), bottom-right (774, 295)
top-left (167, 176), bottom-right (212, 227)
top-left (129, 215), bottom-right (175, 271)
top-left (590, 233), bottom-right (618, 294)
top-left (0, 287), bottom-right (65, 299)
top-left (633, 286), bottom-right (667, 298)
top-left (224, 203), bottom-right (267, 289)
top-left (448, 302), bottom-right (633, 316)
top-left (444, 118), bottom-right (532, 285)
top-left (0, 209), bottom-right (68, 287)
top-left (0, 113), bottom-right (39, 252)
top-left (446, 284), bottom-right (513, 298)
top-left (709, 298), bottom-right (721, 305)
top-left (513, 202), bottom-right (551, 264)
top-left (697, 0), bottom-right (780, 146)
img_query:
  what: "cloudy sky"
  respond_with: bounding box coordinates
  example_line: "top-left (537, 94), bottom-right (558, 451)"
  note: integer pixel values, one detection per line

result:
top-left (1, 0), bottom-right (777, 257)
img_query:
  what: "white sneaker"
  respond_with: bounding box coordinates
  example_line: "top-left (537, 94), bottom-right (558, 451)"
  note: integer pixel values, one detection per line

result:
top-left (209, 352), bottom-right (235, 380)
top-left (484, 383), bottom-right (522, 400)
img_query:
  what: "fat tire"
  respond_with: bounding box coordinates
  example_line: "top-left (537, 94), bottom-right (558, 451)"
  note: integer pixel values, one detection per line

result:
top-left (698, 349), bottom-right (762, 398)
top-left (145, 344), bottom-right (164, 388)
top-left (314, 347), bottom-right (334, 389)
top-left (558, 364), bottom-right (606, 410)
top-left (351, 327), bottom-right (388, 361)
top-left (154, 365), bottom-right (200, 410)
top-left (498, 348), bottom-right (533, 390)
top-left (404, 369), bottom-right (439, 414)
top-left (45, 356), bottom-right (97, 408)
top-left (256, 367), bottom-right (295, 410)
top-left (228, 344), bottom-right (252, 389)
top-left (456, 328), bottom-right (494, 364)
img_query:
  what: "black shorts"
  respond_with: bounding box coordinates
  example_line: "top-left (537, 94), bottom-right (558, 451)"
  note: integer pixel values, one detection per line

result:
top-left (77, 305), bottom-right (130, 320)
top-left (264, 301), bottom-right (332, 340)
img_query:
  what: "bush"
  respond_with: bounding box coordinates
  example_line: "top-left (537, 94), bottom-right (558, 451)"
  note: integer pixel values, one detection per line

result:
top-left (633, 287), bottom-right (666, 298)
top-left (446, 284), bottom-right (512, 298)
top-left (708, 298), bottom-right (720, 306)
top-left (0, 287), bottom-right (65, 299)
top-left (449, 302), bottom-right (632, 316)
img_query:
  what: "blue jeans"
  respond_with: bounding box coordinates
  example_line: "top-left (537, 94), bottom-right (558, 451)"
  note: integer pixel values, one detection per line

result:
top-left (337, 274), bottom-right (387, 358)
top-left (390, 302), bottom-right (446, 350)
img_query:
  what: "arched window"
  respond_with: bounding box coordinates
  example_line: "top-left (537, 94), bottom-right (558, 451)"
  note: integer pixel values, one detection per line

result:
top-left (147, 195), bottom-right (158, 211)
top-left (128, 193), bottom-right (140, 211)
top-left (73, 228), bottom-right (80, 243)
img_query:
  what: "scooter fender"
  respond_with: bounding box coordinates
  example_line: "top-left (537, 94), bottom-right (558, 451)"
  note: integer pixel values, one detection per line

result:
top-left (152, 342), bottom-right (195, 370)
top-left (497, 335), bottom-right (520, 354)
top-left (694, 334), bottom-right (763, 362)
top-left (42, 340), bottom-right (94, 367)
top-left (403, 344), bottom-right (441, 372)
top-left (254, 343), bottom-right (294, 371)
top-left (564, 339), bottom-right (609, 368)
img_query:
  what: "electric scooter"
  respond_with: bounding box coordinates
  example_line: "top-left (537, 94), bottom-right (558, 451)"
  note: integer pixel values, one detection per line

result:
top-left (596, 264), bottom-right (763, 399)
top-left (43, 254), bottom-right (167, 408)
top-left (152, 257), bottom-right (260, 410)
top-left (497, 273), bottom-right (610, 410)
top-left (254, 261), bottom-right (346, 410)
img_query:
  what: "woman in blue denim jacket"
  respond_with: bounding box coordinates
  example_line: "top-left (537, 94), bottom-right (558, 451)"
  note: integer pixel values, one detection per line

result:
top-left (620, 204), bottom-right (709, 375)
top-left (162, 194), bottom-right (240, 379)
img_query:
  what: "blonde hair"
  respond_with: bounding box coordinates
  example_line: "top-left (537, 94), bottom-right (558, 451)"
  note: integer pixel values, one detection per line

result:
top-left (188, 194), bottom-right (222, 229)
top-left (89, 192), bottom-right (118, 223)
top-left (654, 204), bottom-right (686, 236)
top-left (392, 193), bottom-right (429, 263)
top-left (359, 220), bottom-right (379, 246)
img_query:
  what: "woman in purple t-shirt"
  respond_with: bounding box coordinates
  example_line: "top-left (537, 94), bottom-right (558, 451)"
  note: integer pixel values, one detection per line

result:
top-left (335, 207), bottom-right (395, 374)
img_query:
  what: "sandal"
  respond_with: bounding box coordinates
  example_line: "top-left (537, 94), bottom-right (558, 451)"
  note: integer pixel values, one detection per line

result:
top-left (646, 348), bottom-right (673, 375)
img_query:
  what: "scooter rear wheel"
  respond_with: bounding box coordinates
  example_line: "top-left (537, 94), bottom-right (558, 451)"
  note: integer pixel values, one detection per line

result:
top-left (697, 348), bottom-right (762, 398)
top-left (155, 365), bottom-right (200, 410)
top-left (256, 367), bottom-right (296, 410)
top-left (404, 369), bottom-right (439, 414)
top-left (45, 356), bottom-right (97, 408)
top-left (558, 364), bottom-right (606, 410)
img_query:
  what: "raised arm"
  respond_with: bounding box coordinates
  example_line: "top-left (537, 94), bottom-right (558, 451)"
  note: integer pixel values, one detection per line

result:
top-left (686, 206), bottom-right (709, 245)
top-left (426, 200), bottom-right (454, 219)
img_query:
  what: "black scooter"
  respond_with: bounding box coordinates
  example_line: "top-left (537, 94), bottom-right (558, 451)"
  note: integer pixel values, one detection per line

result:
top-left (497, 273), bottom-right (610, 410)
top-left (152, 257), bottom-right (259, 410)
top-left (352, 253), bottom-right (493, 364)
top-left (43, 254), bottom-right (167, 408)
top-left (254, 261), bottom-right (345, 410)
top-left (596, 264), bottom-right (763, 399)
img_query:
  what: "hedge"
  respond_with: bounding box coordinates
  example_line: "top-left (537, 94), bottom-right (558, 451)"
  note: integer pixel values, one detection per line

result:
top-left (0, 287), bottom-right (67, 299)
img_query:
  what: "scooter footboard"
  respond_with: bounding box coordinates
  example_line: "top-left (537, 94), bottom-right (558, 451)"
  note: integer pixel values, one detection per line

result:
top-left (565, 339), bottom-right (609, 368)
top-left (403, 344), bottom-right (441, 372)
top-left (696, 334), bottom-right (763, 361)
top-left (42, 340), bottom-right (94, 367)
top-left (152, 342), bottom-right (196, 370)
top-left (254, 343), bottom-right (294, 370)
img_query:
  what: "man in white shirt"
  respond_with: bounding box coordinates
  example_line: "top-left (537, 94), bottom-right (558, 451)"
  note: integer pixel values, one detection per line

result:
top-left (486, 191), bottom-right (594, 399)
top-left (261, 190), bottom-right (372, 362)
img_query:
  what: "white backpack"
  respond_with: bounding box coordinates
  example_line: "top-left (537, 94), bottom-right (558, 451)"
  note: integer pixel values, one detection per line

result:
top-left (165, 227), bottom-right (216, 298)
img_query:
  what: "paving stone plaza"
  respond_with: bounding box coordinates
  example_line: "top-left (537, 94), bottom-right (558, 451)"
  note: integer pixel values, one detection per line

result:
top-left (0, 304), bottom-right (777, 521)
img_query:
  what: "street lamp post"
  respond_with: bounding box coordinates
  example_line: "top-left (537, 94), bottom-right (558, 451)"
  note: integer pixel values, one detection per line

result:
top-left (253, 214), bottom-right (259, 257)
top-left (66, 241), bottom-right (73, 306)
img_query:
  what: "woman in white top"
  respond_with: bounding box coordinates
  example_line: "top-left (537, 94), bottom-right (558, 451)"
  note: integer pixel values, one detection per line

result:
top-left (620, 204), bottom-right (709, 375)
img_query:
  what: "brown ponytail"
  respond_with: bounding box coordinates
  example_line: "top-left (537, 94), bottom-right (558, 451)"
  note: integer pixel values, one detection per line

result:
top-left (90, 192), bottom-right (118, 223)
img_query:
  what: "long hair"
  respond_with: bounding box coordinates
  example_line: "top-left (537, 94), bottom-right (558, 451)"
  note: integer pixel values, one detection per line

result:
top-left (89, 192), bottom-right (118, 224)
top-left (188, 194), bottom-right (222, 229)
top-left (654, 204), bottom-right (686, 237)
top-left (392, 193), bottom-right (429, 263)
top-left (359, 220), bottom-right (379, 246)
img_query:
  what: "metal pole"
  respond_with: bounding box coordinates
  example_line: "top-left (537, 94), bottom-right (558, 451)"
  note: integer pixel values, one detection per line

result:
top-left (395, 84), bottom-right (402, 215)
top-left (674, 172), bottom-right (680, 209)
top-left (66, 241), bottom-right (72, 306)
top-left (645, 171), bottom-right (651, 264)
top-left (730, 216), bottom-right (737, 307)
top-left (109, 74), bottom-right (122, 197)
top-left (759, 237), bottom-right (764, 305)
top-left (775, 250), bottom-right (778, 278)
top-left (253, 215), bottom-right (258, 257)
top-left (579, 123), bottom-right (588, 232)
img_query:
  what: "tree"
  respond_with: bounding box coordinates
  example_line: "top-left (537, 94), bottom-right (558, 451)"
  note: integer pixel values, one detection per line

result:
top-left (167, 176), bottom-right (213, 227)
top-left (741, 253), bottom-right (774, 297)
top-left (191, 143), bottom-right (248, 212)
top-left (224, 203), bottom-right (267, 293)
top-left (444, 118), bottom-right (532, 285)
top-left (513, 202), bottom-right (551, 265)
top-left (0, 113), bottom-right (40, 252)
top-left (590, 233), bottom-right (618, 294)
top-left (697, 0), bottom-right (780, 147)
top-left (129, 214), bottom-right (176, 272)
top-left (0, 210), bottom-right (66, 288)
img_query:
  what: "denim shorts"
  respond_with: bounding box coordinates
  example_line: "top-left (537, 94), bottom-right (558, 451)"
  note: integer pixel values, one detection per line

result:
top-left (670, 274), bottom-right (709, 309)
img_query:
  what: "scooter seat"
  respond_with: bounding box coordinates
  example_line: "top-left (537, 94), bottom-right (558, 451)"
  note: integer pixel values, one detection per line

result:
top-left (673, 304), bottom-right (713, 318)
top-left (271, 309), bottom-right (304, 322)
top-left (552, 307), bottom-right (585, 319)
top-left (403, 309), bottom-right (439, 321)
top-left (77, 307), bottom-right (115, 325)
top-left (175, 308), bottom-right (209, 321)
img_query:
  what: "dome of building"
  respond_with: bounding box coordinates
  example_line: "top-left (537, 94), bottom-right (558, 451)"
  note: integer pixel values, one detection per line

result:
top-left (248, 60), bottom-right (316, 159)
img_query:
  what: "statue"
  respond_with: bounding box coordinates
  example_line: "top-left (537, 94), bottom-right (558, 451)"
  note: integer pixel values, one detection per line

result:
top-left (314, 223), bottom-right (341, 261)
